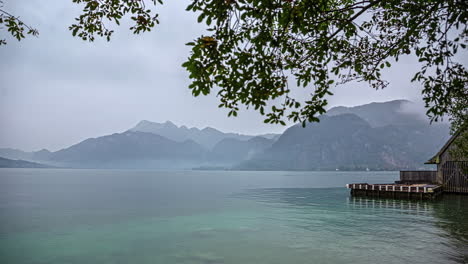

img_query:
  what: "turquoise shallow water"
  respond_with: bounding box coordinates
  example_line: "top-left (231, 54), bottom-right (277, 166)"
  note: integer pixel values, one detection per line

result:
top-left (0, 169), bottom-right (467, 264)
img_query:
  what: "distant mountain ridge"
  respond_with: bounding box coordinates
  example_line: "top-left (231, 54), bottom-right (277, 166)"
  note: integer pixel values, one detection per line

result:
top-left (0, 100), bottom-right (451, 170)
top-left (0, 148), bottom-right (52, 162)
top-left (0, 157), bottom-right (53, 168)
top-left (129, 120), bottom-right (279, 149)
top-left (45, 131), bottom-right (208, 169)
top-left (326, 99), bottom-right (427, 127)
top-left (209, 136), bottom-right (275, 165)
top-left (238, 110), bottom-right (450, 171)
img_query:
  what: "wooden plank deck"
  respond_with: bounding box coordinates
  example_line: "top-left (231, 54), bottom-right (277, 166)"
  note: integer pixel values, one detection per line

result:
top-left (346, 183), bottom-right (443, 200)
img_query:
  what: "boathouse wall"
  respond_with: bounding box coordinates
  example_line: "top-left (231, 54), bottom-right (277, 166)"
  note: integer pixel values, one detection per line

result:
top-left (429, 129), bottom-right (468, 193)
top-left (436, 140), bottom-right (455, 184)
top-left (399, 171), bottom-right (436, 184)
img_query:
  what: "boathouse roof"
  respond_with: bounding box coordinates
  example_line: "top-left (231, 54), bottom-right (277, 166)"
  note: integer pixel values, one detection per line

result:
top-left (425, 128), bottom-right (463, 164)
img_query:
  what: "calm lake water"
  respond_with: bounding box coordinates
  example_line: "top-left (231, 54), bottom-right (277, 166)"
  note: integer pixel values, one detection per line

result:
top-left (0, 169), bottom-right (467, 264)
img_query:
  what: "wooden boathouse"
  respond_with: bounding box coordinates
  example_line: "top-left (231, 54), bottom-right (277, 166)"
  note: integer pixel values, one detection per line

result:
top-left (347, 127), bottom-right (467, 199)
top-left (424, 129), bottom-right (468, 193)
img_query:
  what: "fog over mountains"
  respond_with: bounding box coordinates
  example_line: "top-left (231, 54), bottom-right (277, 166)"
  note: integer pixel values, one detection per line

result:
top-left (0, 157), bottom-right (52, 168)
top-left (0, 100), bottom-right (451, 170)
top-left (130, 120), bottom-right (278, 149)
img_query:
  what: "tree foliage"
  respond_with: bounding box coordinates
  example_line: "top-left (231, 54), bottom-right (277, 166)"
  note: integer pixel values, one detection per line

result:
top-left (450, 125), bottom-right (468, 162)
top-left (182, 0), bottom-right (467, 128)
top-left (2, 0), bottom-right (467, 133)
top-left (68, 0), bottom-right (467, 130)
top-left (0, 0), bottom-right (38, 45)
top-left (69, 0), bottom-right (162, 41)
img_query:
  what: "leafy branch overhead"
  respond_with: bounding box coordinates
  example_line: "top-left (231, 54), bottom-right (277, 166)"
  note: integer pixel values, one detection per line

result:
top-left (69, 0), bottom-right (162, 41)
top-left (181, 0), bottom-right (467, 128)
top-left (70, 0), bottom-right (466, 128)
top-left (2, 0), bottom-right (467, 132)
top-left (0, 0), bottom-right (38, 45)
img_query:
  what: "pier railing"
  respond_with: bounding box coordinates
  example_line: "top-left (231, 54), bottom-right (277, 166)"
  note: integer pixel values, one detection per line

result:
top-left (346, 183), bottom-right (441, 193)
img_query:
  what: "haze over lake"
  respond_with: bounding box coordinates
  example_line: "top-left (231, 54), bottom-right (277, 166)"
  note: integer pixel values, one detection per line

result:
top-left (0, 100), bottom-right (451, 171)
top-left (1, 1), bottom-right (466, 263)
top-left (1, 169), bottom-right (467, 264)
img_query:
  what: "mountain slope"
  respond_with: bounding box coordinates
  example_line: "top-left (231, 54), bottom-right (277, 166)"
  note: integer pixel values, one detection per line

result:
top-left (1, 100), bottom-right (451, 171)
top-left (46, 131), bottom-right (208, 169)
top-left (326, 100), bottom-right (426, 127)
top-left (209, 136), bottom-right (275, 164)
top-left (238, 113), bottom-right (450, 171)
top-left (0, 148), bottom-right (52, 161)
top-left (130, 120), bottom-right (278, 149)
top-left (0, 157), bottom-right (53, 168)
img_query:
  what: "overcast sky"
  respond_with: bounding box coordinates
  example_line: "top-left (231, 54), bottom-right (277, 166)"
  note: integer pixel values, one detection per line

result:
top-left (0, 0), bottom-right (456, 151)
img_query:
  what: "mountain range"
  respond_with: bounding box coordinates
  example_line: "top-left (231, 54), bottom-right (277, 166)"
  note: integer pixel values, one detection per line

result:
top-left (0, 100), bottom-right (451, 170)
top-left (130, 120), bottom-right (278, 149)
top-left (238, 113), bottom-right (448, 170)
top-left (0, 157), bottom-right (52, 168)
top-left (326, 100), bottom-right (428, 127)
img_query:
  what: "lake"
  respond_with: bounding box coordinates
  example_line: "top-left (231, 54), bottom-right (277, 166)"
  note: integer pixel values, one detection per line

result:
top-left (0, 169), bottom-right (467, 263)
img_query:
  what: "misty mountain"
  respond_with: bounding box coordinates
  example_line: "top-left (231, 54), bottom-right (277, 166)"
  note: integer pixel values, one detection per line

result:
top-left (237, 113), bottom-right (450, 171)
top-left (0, 157), bottom-right (53, 168)
top-left (0, 148), bottom-right (52, 161)
top-left (326, 100), bottom-right (428, 127)
top-left (45, 132), bottom-right (275, 169)
top-left (129, 120), bottom-right (278, 149)
top-left (0, 126), bottom-right (278, 169)
top-left (208, 136), bottom-right (275, 165)
top-left (45, 131), bottom-right (208, 169)
top-left (0, 100), bottom-right (451, 171)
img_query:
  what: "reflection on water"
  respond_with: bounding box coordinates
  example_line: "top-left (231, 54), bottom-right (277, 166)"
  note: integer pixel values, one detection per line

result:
top-left (432, 194), bottom-right (468, 263)
top-left (236, 188), bottom-right (468, 264)
top-left (1, 170), bottom-right (467, 264)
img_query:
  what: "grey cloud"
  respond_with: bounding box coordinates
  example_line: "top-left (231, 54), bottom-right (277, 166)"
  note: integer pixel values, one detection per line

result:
top-left (1, 0), bottom-right (461, 151)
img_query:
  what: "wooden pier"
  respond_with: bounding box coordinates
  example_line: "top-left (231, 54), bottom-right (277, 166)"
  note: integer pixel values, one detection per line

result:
top-left (347, 128), bottom-right (466, 200)
top-left (346, 183), bottom-right (443, 200)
